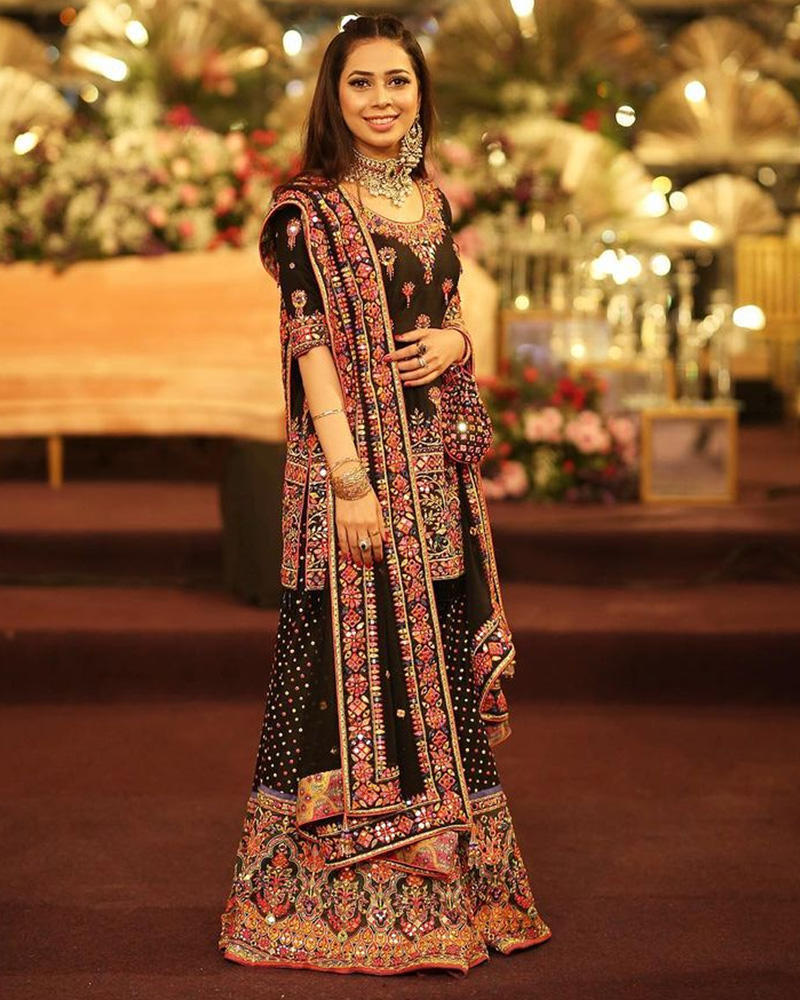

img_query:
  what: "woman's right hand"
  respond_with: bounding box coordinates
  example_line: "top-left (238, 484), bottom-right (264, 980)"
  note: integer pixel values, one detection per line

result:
top-left (335, 485), bottom-right (388, 568)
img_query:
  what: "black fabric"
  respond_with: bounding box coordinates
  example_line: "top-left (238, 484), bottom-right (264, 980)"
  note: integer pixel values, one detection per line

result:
top-left (253, 550), bottom-right (500, 799)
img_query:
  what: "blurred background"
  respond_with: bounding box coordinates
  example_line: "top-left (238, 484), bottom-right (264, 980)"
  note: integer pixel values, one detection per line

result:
top-left (1, 2), bottom-right (799, 998)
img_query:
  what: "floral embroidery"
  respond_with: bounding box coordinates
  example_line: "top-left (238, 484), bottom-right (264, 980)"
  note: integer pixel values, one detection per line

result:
top-left (359, 178), bottom-right (446, 283)
top-left (442, 277), bottom-right (454, 304)
top-left (378, 245), bottom-right (397, 278)
top-left (415, 313), bottom-right (431, 329)
top-left (407, 405), bottom-right (465, 579)
top-left (291, 288), bottom-right (307, 317)
top-left (219, 784), bottom-right (551, 973)
top-left (283, 299), bottom-right (330, 360)
top-left (286, 216), bottom-right (301, 250)
top-left (402, 280), bottom-right (415, 307)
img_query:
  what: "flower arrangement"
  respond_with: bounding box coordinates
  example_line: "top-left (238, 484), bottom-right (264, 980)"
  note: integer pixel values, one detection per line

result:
top-left (0, 116), bottom-right (296, 267)
top-left (478, 358), bottom-right (639, 503)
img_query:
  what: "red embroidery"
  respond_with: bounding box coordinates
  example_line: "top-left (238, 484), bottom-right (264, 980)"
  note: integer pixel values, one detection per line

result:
top-left (402, 280), bottom-right (415, 307)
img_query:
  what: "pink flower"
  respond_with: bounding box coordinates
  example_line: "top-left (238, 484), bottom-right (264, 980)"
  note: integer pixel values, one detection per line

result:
top-left (523, 406), bottom-right (563, 443)
top-left (146, 205), bottom-right (168, 228)
top-left (214, 185), bottom-right (237, 213)
top-left (179, 183), bottom-right (200, 207)
top-left (564, 416), bottom-right (611, 454)
top-left (170, 157), bottom-right (191, 179)
top-left (453, 225), bottom-right (483, 259)
top-left (224, 131), bottom-right (247, 153)
top-left (482, 475), bottom-right (507, 499)
top-left (439, 139), bottom-right (474, 169)
top-left (499, 460), bottom-right (528, 498)
top-left (607, 414), bottom-right (636, 445)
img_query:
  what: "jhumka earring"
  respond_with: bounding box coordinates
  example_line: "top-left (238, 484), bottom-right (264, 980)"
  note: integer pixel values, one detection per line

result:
top-left (398, 112), bottom-right (423, 172)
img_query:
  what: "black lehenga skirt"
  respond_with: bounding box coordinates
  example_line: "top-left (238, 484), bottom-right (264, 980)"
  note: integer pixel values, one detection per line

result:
top-left (218, 548), bottom-right (551, 975)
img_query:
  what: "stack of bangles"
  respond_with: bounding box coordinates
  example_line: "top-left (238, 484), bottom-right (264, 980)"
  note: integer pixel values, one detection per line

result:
top-left (309, 406), bottom-right (371, 501)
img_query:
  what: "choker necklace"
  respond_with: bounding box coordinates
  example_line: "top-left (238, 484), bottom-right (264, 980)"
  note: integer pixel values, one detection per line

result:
top-left (342, 114), bottom-right (423, 208)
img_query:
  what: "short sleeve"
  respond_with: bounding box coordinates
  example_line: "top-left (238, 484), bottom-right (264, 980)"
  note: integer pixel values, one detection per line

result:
top-left (270, 204), bottom-right (332, 359)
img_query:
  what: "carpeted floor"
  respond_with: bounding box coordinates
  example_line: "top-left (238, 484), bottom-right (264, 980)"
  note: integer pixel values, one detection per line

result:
top-left (2, 423), bottom-right (799, 997)
top-left (1, 700), bottom-right (799, 999)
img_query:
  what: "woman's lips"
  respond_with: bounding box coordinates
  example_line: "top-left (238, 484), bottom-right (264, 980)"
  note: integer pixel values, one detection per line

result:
top-left (364, 115), bottom-right (399, 131)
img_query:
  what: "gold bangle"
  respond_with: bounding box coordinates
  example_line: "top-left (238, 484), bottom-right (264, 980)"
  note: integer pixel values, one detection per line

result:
top-left (311, 406), bottom-right (344, 420)
top-left (332, 466), bottom-right (370, 500)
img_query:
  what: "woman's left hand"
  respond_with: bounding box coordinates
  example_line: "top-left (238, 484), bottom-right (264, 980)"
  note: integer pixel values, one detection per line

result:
top-left (383, 327), bottom-right (465, 386)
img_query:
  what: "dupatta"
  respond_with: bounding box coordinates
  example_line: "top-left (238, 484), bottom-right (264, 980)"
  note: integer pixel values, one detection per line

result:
top-left (259, 176), bottom-right (517, 878)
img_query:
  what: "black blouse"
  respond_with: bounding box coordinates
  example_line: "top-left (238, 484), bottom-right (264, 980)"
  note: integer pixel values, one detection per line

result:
top-left (269, 176), bottom-right (470, 582)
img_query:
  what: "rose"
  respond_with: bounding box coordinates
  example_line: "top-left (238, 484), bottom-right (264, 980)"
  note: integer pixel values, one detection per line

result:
top-left (499, 460), bottom-right (528, 498)
top-left (179, 183), bottom-right (200, 207)
top-left (146, 205), bottom-right (168, 228)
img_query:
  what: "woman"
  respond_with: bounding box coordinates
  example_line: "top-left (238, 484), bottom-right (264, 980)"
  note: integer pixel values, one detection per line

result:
top-left (218, 13), bottom-right (551, 976)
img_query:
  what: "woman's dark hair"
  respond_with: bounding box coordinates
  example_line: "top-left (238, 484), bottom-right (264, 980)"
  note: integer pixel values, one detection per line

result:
top-left (274, 14), bottom-right (436, 195)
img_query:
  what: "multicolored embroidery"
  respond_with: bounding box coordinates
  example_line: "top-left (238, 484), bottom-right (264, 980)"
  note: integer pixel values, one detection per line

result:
top-left (442, 277), bottom-right (454, 304)
top-left (290, 288), bottom-right (307, 317)
top-left (286, 215), bottom-right (301, 250)
top-left (219, 784), bottom-right (551, 974)
top-left (407, 405), bottom-right (465, 579)
top-left (378, 245), bottom-right (397, 278)
top-left (357, 178), bottom-right (447, 284)
top-left (402, 280), bottom-right (415, 307)
top-left (415, 313), bottom-right (431, 329)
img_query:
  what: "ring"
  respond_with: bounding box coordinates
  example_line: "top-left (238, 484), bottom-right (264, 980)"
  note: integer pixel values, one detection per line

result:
top-left (417, 355), bottom-right (427, 368)
top-left (418, 342), bottom-right (427, 355)
top-left (358, 538), bottom-right (369, 551)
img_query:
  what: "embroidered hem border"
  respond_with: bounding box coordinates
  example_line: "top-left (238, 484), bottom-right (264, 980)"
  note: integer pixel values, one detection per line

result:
top-left (219, 783), bottom-right (551, 976)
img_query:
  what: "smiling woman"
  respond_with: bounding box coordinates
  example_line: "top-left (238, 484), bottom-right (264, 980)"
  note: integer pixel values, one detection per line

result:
top-left (217, 12), bottom-right (551, 978)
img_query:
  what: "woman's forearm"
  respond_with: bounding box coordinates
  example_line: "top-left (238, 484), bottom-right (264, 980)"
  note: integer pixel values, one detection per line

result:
top-left (296, 345), bottom-right (360, 468)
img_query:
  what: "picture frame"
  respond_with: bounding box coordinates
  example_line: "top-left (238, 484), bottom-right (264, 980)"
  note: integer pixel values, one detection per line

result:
top-left (639, 404), bottom-right (738, 504)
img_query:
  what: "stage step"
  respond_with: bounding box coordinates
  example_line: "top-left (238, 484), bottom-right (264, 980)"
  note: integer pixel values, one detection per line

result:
top-left (2, 481), bottom-right (800, 588)
top-left (2, 581), bottom-right (798, 704)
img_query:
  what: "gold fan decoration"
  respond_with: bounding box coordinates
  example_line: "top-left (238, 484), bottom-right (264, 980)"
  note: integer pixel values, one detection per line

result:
top-left (0, 16), bottom-right (51, 78)
top-left (0, 66), bottom-right (72, 137)
top-left (669, 16), bottom-right (766, 73)
top-left (649, 174), bottom-right (783, 249)
top-left (432, 0), bottom-right (659, 123)
top-left (62, 0), bottom-right (287, 129)
top-left (478, 116), bottom-right (656, 235)
top-left (636, 69), bottom-right (800, 166)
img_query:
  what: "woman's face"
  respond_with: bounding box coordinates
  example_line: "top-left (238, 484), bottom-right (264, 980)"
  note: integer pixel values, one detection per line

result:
top-left (338, 38), bottom-right (420, 161)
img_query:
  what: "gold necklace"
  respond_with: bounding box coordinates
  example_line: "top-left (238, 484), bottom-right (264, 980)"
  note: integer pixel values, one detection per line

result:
top-left (342, 115), bottom-right (423, 208)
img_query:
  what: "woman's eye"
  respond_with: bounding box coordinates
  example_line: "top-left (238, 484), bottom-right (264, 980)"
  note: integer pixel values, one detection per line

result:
top-left (350, 77), bottom-right (410, 87)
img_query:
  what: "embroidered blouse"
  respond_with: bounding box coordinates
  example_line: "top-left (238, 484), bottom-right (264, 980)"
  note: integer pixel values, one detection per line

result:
top-left (269, 176), bottom-right (473, 589)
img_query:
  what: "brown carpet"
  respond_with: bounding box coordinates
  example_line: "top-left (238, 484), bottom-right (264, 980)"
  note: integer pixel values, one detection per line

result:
top-left (1, 700), bottom-right (799, 999)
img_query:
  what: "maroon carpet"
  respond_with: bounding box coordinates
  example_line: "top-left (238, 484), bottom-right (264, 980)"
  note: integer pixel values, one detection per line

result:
top-left (1, 424), bottom-right (800, 997)
top-left (1, 701), bottom-right (798, 999)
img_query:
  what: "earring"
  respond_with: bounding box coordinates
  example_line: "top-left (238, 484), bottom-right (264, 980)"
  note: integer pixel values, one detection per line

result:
top-left (398, 113), bottom-right (423, 170)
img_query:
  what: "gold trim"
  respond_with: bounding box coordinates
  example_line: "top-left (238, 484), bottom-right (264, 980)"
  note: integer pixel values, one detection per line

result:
top-left (639, 404), bottom-right (738, 504)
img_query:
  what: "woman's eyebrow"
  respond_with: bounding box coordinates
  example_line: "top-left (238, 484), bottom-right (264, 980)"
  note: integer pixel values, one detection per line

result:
top-left (347, 68), bottom-right (410, 77)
